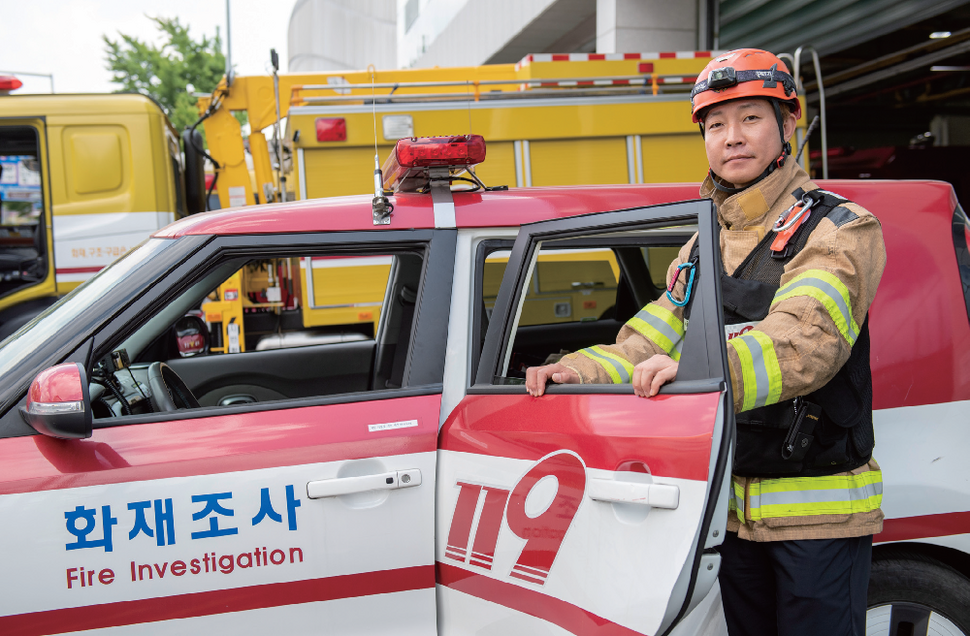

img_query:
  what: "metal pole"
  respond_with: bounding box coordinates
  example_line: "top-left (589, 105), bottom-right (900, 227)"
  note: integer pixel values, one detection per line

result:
top-left (225, 0), bottom-right (233, 86)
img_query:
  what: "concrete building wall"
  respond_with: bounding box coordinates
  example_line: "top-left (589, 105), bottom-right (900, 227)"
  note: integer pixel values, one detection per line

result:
top-left (403, 0), bottom-right (704, 69)
top-left (288, 0), bottom-right (397, 72)
top-left (596, 0), bottom-right (699, 53)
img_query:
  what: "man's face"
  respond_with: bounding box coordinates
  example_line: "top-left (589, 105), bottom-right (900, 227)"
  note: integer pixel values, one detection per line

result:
top-left (703, 99), bottom-right (793, 187)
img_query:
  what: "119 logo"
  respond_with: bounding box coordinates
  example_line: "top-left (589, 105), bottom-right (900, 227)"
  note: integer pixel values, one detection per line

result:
top-left (444, 451), bottom-right (586, 585)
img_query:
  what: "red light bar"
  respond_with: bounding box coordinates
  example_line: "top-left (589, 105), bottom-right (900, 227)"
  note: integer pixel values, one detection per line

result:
top-left (381, 135), bottom-right (486, 192)
top-left (315, 117), bottom-right (347, 142)
top-left (0, 76), bottom-right (23, 92)
top-left (396, 135), bottom-right (486, 168)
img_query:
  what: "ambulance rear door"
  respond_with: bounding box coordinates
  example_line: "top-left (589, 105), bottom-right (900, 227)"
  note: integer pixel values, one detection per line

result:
top-left (437, 199), bottom-right (733, 636)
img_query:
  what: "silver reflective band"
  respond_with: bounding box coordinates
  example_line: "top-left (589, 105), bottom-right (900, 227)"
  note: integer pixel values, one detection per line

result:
top-left (732, 335), bottom-right (774, 408)
top-left (29, 401), bottom-right (84, 415)
top-left (632, 307), bottom-right (683, 346)
top-left (582, 348), bottom-right (631, 383)
top-left (753, 480), bottom-right (884, 509)
top-left (778, 276), bottom-right (858, 343)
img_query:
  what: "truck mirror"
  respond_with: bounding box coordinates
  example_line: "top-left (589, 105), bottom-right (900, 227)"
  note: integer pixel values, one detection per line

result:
top-left (19, 362), bottom-right (92, 439)
top-left (182, 127), bottom-right (207, 215)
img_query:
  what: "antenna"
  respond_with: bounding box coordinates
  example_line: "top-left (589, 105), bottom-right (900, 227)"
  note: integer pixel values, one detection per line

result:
top-left (466, 81), bottom-right (473, 136)
top-left (370, 65), bottom-right (393, 225)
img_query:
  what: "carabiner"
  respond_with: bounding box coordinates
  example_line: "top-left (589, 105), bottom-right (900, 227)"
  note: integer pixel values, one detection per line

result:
top-left (666, 259), bottom-right (696, 307)
top-left (772, 194), bottom-right (814, 233)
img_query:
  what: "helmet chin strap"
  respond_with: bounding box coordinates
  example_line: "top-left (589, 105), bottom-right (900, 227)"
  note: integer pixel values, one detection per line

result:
top-left (710, 100), bottom-right (792, 195)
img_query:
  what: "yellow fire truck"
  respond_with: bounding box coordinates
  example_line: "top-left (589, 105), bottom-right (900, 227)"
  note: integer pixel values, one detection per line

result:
top-left (0, 82), bottom-right (196, 340)
top-left (193, 52), bottom-right (809, 351)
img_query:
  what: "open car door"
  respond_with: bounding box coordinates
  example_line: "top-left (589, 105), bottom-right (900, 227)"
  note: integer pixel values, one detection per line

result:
top-left (436, 200), bottom-right (733, 636)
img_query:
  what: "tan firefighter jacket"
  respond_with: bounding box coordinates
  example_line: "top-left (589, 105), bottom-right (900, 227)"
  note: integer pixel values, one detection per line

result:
top-left (558, 158), bottom-right (887, 541)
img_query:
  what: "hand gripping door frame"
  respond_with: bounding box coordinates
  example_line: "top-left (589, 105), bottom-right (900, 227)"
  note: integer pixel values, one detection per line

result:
top-left (472, 199), bottom-right (733, 635)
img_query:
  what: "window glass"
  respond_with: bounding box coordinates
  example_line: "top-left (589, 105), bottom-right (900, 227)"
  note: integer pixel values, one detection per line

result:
top-left (92, 248), bottom-right (421, 419)
top-left (0, 126), bottom-right (45, 298)
top-left (492, 234), bottom-right (689, 382)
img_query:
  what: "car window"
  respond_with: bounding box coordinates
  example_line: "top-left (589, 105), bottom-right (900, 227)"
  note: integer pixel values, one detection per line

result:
top-left (491, 233), bottom-right (690, 382)
top-left (92, 247), bottom-right (423, 420)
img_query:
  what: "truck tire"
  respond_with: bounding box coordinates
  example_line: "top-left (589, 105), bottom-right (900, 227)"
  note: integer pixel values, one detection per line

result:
top-left (867, 554), bottom-right (970, 636)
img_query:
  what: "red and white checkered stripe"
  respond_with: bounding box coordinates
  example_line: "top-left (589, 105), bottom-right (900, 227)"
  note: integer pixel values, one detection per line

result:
top-left (517, 75), bottom-right (697, 90)
top-left (514, 51), bottom-right (725, 71)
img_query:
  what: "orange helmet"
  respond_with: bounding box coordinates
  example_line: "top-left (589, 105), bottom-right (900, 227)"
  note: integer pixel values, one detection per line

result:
top-left (690, 49), bottom-right (800, 123)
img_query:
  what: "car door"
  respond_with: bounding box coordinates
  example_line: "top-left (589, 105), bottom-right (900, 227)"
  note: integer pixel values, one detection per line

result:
top-left (0, 228), bottom-right (455, 635)
top-left (436, 200), bottom-right (732, 636)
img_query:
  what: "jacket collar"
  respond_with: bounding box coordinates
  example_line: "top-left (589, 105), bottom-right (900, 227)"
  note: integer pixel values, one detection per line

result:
top-left (700, 158), bottom-right (813, 230)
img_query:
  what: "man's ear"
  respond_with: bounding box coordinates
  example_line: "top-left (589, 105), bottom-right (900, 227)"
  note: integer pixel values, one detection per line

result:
top-left (783, 110), bottom-right (798, 143)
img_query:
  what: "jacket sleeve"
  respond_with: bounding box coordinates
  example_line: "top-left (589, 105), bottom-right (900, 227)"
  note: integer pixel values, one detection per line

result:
top-left (558, 234), bottom-right (697, 383)
top-left (725, 203), bottom-right (886, 412)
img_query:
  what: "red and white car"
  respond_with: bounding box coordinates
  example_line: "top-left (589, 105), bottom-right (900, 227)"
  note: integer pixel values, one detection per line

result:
top-left (0, 137), bottom-right (968, 636)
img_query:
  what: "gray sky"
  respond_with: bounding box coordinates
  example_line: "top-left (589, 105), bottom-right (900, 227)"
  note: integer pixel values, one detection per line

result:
top-left (1, 0), bottom-right (295, 94)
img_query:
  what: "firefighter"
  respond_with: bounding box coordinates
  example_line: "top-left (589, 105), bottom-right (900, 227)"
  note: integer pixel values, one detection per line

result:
top-left (526, 48), bottom-right (885, 636)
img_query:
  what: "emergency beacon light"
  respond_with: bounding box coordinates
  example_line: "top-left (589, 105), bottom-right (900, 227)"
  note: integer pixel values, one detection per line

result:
top-left (381, 135), bottom-right (487, 193)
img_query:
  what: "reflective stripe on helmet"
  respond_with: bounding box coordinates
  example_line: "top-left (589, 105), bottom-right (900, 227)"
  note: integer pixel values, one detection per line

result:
top-left (773, 270), bottom-right (860, 346)
top-left (578, 345), bottom-right (634, 384)
top-left (728, 330), bottom-right (783, 411)
top-left (626, 303), bottom-right (685, 359)
top-left (745, 470), bottom-right (883, 521)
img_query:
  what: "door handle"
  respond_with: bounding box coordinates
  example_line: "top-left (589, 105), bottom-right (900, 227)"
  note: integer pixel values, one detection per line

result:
top-left (587, 478), bottom-right (680, 509)
top-left (306, 469), bottom-right (422, 499)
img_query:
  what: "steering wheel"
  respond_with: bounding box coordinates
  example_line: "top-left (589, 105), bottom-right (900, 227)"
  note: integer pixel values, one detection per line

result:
top-left (147, 362), bottom-right (201, 412)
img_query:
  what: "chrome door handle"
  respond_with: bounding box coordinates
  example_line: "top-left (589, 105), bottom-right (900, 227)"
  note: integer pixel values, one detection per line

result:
top-left (306, 469), bottom-right (422, 499)
top-left (587, 478), bottom-right (680, 509)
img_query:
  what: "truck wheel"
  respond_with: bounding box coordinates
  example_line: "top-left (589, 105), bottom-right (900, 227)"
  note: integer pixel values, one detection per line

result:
top-left (867, 555), bottom-right (970, 636)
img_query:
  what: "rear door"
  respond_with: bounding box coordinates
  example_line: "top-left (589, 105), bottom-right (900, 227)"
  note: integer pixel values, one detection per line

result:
top-left (437, 200), bottom-right (733, 636)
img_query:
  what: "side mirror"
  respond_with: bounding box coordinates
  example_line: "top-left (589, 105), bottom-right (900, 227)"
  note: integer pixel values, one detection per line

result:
top-left (20, 362), bottom-right (92, 439)
top-left (175, 312), bottom-right (209, 357)
top-left (182, 127), bottom-right (207, 215)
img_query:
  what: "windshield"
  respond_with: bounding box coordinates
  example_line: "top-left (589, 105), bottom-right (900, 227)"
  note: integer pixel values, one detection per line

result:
top-left (0, 238), bottom-right (174, 378)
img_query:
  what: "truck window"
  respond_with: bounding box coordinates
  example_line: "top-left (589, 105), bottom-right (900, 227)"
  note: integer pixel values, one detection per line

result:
top-left (0, 126), bottom-right (45, 298)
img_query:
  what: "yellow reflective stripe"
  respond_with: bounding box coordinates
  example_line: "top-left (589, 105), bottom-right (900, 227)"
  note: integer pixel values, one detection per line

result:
top-left (747, 470), bottom-right (883, 520)
top-left (578, 346), bottom-right (633, 384)
top-left (626, 304), bottom-right (684, 356)
top-left (732, 478), bottom-right (745, 524)
top-left (727, 330), bottom-right (783, 411)
top-left (773, 270), bottom-right (860, 345)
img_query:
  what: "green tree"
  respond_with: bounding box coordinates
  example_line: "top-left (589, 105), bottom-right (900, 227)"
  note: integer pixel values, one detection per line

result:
top-left (104, 17), bottom-right (228, 132)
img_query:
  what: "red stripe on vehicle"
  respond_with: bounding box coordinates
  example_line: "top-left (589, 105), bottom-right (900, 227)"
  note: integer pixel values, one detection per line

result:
top-left (438, 562), bottom-right (647, 636)
top-left (0, 565), bottom-right (433, 636)
top-left (875, 511), bottom-right (970, 543)
top-left (552, 54), bottom-right (570, 61)
top-left (659, 52), bottom-right (676, 59)
top-left (589, 53), bottom-right (605, 60)
top-left (695, 51), bottom-right (711, 57)
top-left (623, 53), bottom-right (641, 60)
top-left (440, 393), bottom-right (718, 481)
top-left (0, 394), bottom-right (440, 495)
top-left (55, 267), bottom-right (103, 275)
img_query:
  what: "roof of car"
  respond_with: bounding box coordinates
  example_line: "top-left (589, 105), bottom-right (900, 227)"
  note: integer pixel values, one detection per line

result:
top-left (155, 184), bottom-right (704, 237)
top-left (154, 180), bottom-right (959, 238)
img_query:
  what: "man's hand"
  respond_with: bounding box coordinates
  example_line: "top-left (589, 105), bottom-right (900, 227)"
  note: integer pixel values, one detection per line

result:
top-left (632, 355), bottom-right (679, 398)
top-left (526, 363), bottom-right (580, 397)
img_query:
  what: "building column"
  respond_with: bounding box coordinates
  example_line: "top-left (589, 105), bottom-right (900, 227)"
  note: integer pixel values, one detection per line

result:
top-left (596, 0), bottom-right (699, 53)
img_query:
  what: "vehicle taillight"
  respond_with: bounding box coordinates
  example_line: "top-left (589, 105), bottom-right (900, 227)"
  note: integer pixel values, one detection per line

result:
top-left (396, 135), bottom-right (486, 168)
top-left (0, 76), bottom-right (23, 92)
top-left (315, 117), bottom-right (347, 142)
top-left (381, 135), bottom-right (487, 193)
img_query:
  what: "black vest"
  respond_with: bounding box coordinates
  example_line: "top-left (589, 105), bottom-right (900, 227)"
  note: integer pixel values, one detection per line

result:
top-left (689, 188), bottom-right (875, 478)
